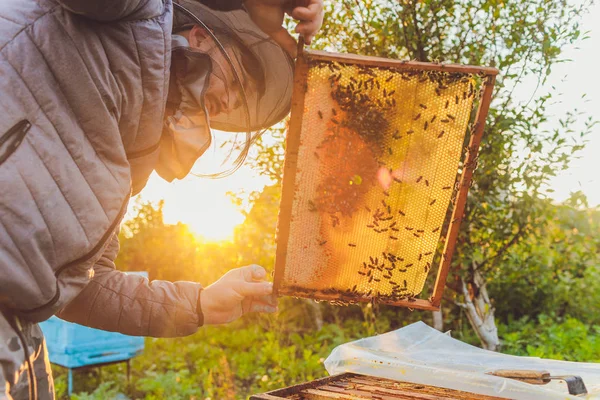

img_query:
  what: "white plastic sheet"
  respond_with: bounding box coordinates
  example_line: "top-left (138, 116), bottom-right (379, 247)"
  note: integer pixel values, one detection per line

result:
top-left (324, 321), bottom-right (600, 399)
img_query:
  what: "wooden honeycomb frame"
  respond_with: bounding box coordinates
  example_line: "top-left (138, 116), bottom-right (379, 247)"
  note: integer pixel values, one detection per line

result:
top-left (274, 48), bottom-right (498, 311)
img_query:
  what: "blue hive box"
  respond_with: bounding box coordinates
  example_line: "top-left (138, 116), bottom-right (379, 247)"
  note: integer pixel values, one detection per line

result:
top-left (39, 272), bottom-right (147, 369)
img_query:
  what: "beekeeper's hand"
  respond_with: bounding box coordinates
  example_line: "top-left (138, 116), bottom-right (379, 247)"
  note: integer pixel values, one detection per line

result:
top-left (200, 264), bottom-right (278, 325)
top-left (244, 0), bottom-right (325, 57)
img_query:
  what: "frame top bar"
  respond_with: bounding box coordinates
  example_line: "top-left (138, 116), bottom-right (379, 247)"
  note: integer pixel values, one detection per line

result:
top-left (304, 49), bottom-right (500, 76)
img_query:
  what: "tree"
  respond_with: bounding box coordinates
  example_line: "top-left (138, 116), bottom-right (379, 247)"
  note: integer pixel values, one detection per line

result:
top-left (244, 0), bottom-right (596, 349)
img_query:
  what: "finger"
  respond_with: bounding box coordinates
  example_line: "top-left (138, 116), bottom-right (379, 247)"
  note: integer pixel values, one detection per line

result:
top-left (241, 264), bottom-right (266, 282)
top-left (237, 281), bottom-right (273, 297)
top-left (269, 28), bottom-right (298, 58)
top-left (296, 22), bottom-right (319, 43)
top-left (290, 7), bottom-right (317, 21)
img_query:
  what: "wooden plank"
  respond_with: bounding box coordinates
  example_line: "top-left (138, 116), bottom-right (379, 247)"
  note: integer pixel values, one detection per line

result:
top-left (273, 44), bottom-right (310, 295)
top-left (303, 388), bottom-right (368, 399)
top-left (323, 383), bottom-right (443, 400)
top-left (348, 376), bottom-right (508, 400)
top-left (277, 287), bottom-right (438, 311)
top-left (305, 50), bottom-right (499, 76)
top-left (431, 75), bottom-right (497, 307)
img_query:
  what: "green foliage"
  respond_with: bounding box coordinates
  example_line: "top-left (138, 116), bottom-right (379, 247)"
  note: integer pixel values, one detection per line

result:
top-left (488, 204), bottom-right (600, 323)
top-left (500, 315), bottom-right (600, 362)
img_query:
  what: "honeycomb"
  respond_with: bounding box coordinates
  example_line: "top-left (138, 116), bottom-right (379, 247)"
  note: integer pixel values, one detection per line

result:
top-left (276, 57), bottom-right (480, 306)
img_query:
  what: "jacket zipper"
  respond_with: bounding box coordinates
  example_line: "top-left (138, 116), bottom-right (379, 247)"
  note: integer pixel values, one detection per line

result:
top-left (18, 189), bottom-right (131, 315)
top-left (0, 120), bottom-right (31, 165)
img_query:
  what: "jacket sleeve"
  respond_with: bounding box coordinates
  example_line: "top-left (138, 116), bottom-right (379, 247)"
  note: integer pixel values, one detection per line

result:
top-left (57, 0), bottom-right (244, 22)
top-left (57, 233), bottom-right (204, 337)
top-left (56, 0), bottom-right (166, 22)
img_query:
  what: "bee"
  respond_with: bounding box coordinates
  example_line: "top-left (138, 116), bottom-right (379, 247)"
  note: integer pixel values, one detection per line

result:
top-left (348, 243), bottom-right (357, 247)
top-left (308, 200), bottom-right (317, 212)
top-left (452, 217), bottom-right (460, 223)
top-left (388, 147), bottom-right (393, 155)
top-left (313, 151), bottom-right (320, 159)
top-left (366, 206), bottom-right (372, 212)
top-left (432, 226), bottom-right (440, 233)
top-left (386, 75), bottom-right (394, 82)
top-left (425, 180), bottom-right (429, 186)
top-left (358, 271), bottom-right (366, 276)
top-left (455, 95), bottom-right (459, 104)
top-left (418, 254), bottom-right (422, 261)
top-left (352, 284), bottom-right (357, 291)
top-left (437, 131), bottom-right (445, 139)
top-left (319, 240), bottom-right (327, 246)
top-left (447, 114), bottom-right (456, 121)
top-left (430, 199), bottom-right (436, 205)
top-left (318, 110), bottom-right (323, 119)
top-left (389, 90), bottom-right (396, 96)
top-left (381, 199), bottom-right (388, 207)
top-left (413, 233), bottom-right (420, 238)
top-left (430, 115), bottom-right (437, 123)
top-left (413, 113), bottom-right (421, 121)
top-left (424, 251), bottom-right (433, 256)
top-left (391, 227), bottom-right (400, 232)
top-left (424, 121), bottom-right (429, 130)
top-left (419, 103), bottom-right (427, 109)
top-left (407, 129), bottom-right (414, 135)
top-left (387, 205), bottom-right (391, 214)
top-left (332, 108), bottom-right (337, 116)
top-left (441, 119), bottom-right (450, 123)
top-left (374, 278), bottom-right (381, 282)
top-left (442, 185), bottom-right (452, 190)
top-left (389, 236), bottom-right (398, 240)
top-left (416, 175), bottom-right (423, 183)
top-left (398, 210), bottom-right (406, 216)
top-left (331, 118), bottom-right (339, 124)
top-left (390, 222), bottom-right (397, 227)
top-left (405, 226), bottom-right (413, 231)
top-left (383, 190), bottom-right (390, 197)
top-left (393, 177), bottom-right (402, 183)
top-left (445, 99), bottom-right (450, 109)
top-left (417, 229), bottom-right (424, 233)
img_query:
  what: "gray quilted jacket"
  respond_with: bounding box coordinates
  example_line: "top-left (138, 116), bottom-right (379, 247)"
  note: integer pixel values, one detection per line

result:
top-left (0, 0), bottom-right (253, 398)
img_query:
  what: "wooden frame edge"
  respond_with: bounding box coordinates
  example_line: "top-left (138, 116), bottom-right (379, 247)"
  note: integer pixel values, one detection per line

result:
top-left (273, 53), bottom-right (309, 294)
top-left (430, 75), bottom-right (497, 307)
top-left (305, 49), bottom-right (499, 76)
top-left (274, 51), bottom-right (498, 310)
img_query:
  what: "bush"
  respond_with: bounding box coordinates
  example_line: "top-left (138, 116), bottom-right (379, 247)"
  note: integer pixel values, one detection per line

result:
top-left (500, 314), bottom-right (600, 362)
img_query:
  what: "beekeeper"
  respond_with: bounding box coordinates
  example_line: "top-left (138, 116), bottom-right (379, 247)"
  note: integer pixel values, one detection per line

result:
top-left (0, 0), bottom-right (323, 398)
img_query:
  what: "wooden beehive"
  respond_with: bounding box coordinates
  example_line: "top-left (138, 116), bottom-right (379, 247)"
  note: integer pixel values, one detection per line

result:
top-left (250, 373), bottom-right (509, 400)
top-left (274, 49), bottom-right (498, 310)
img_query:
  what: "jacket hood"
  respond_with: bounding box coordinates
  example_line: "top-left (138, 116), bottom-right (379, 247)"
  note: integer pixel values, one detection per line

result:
top-left (172, 0), bottom-right (294, 132)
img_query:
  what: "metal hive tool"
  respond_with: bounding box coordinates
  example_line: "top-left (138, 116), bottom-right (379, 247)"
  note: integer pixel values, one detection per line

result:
top-left (274, 49), bottom-right (498, 310)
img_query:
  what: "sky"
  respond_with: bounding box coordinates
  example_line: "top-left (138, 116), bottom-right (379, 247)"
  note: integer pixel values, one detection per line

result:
top-left (132, 2), bottom-right (600, 240)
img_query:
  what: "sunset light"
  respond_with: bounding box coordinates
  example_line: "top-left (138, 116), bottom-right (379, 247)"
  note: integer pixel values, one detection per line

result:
top-left (130, 136), bottom-right (271, 241)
